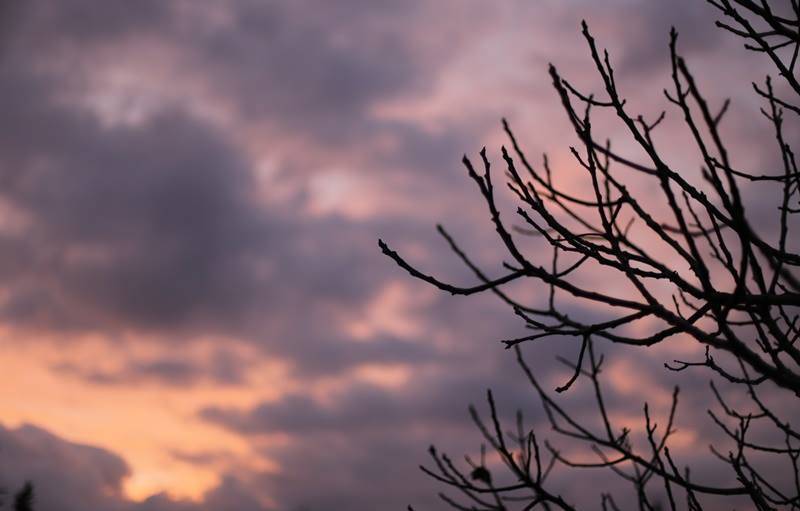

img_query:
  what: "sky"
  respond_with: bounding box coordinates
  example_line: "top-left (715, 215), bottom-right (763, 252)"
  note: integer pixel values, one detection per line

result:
top-left (0, 1), bottom-right (795, 510)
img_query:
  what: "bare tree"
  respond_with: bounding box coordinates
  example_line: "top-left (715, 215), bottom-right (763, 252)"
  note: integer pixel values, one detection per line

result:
top-left (12, 483), bottom-right (32, 511)
top-left (0, 483), bottom-right (34, 511)
top-left (381, 1), bottom-right (800, 509)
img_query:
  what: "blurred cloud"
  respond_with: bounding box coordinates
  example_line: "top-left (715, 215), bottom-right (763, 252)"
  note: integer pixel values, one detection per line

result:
top-left (0, 0), bottom-right (790, 510)
top-left (52, 348), bottom-right (249, 387)
top-left (0, 423), bottom-right (271, 511)
top-left (0, 424), bottom-right (130, 511)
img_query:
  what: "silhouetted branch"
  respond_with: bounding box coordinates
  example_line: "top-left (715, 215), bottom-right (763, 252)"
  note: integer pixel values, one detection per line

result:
top-left (386, 1), bottom-right (800, 508)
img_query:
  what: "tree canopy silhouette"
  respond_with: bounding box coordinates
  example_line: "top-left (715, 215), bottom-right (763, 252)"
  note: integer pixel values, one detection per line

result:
top-left (0, 482), bottom-right (34, 511)
top-left (381, 0), bottom-right (800, 508)
top-left (12, 483), bottom-right (33, 511)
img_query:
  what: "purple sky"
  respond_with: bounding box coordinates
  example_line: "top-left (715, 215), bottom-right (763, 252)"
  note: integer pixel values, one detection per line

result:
top-left (0, 1), bottom-right (794, 510)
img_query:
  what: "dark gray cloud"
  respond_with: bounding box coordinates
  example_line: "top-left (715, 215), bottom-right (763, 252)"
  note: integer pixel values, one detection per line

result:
top-left (0, 424), bottom-right (129, 511)
top-left (0, 1), bottom-right (271, 334)
top-left (0, 0), bottom-right (485, 372)
top-left (0, 0), bottom-right (793, 510)
top-left (198, 337), bottom-right (777, 510)
top-left (200, 347), bottom-right (540, 509)
top-left (135, 477), bottom-right (267, 511)
top-left (0, 107), bottom-right (264, 332)
top-left (186, 1), bottom-right (422, 137)
top-left (197, 329), bottom-right (699, 509)
top-left (52, 348), bottom-right (249, 387)
top-left (200, 370), bottom-right (520, 436)
top-left (614, 0), bottom-right (727, 74)
top-left (0, 423), bottom-right (270, 511)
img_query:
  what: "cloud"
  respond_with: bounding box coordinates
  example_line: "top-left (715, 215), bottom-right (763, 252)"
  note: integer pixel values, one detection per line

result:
top-left (0, 422), bottom-right (271, 511)
top-left (52, 348), bottom-right (249, 387)
top-left (0, 423), bottom-right (130, 511)
top-left (0, 110), bottom-right (267, 331)
top-left (0, 0), bottom-right (484, 379)
top-left (0, 0), bottom-right (794, 509)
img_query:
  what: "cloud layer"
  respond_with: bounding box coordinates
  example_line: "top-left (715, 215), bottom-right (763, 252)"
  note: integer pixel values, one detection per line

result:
top-left (0, 1), bottom-right (792, 510)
